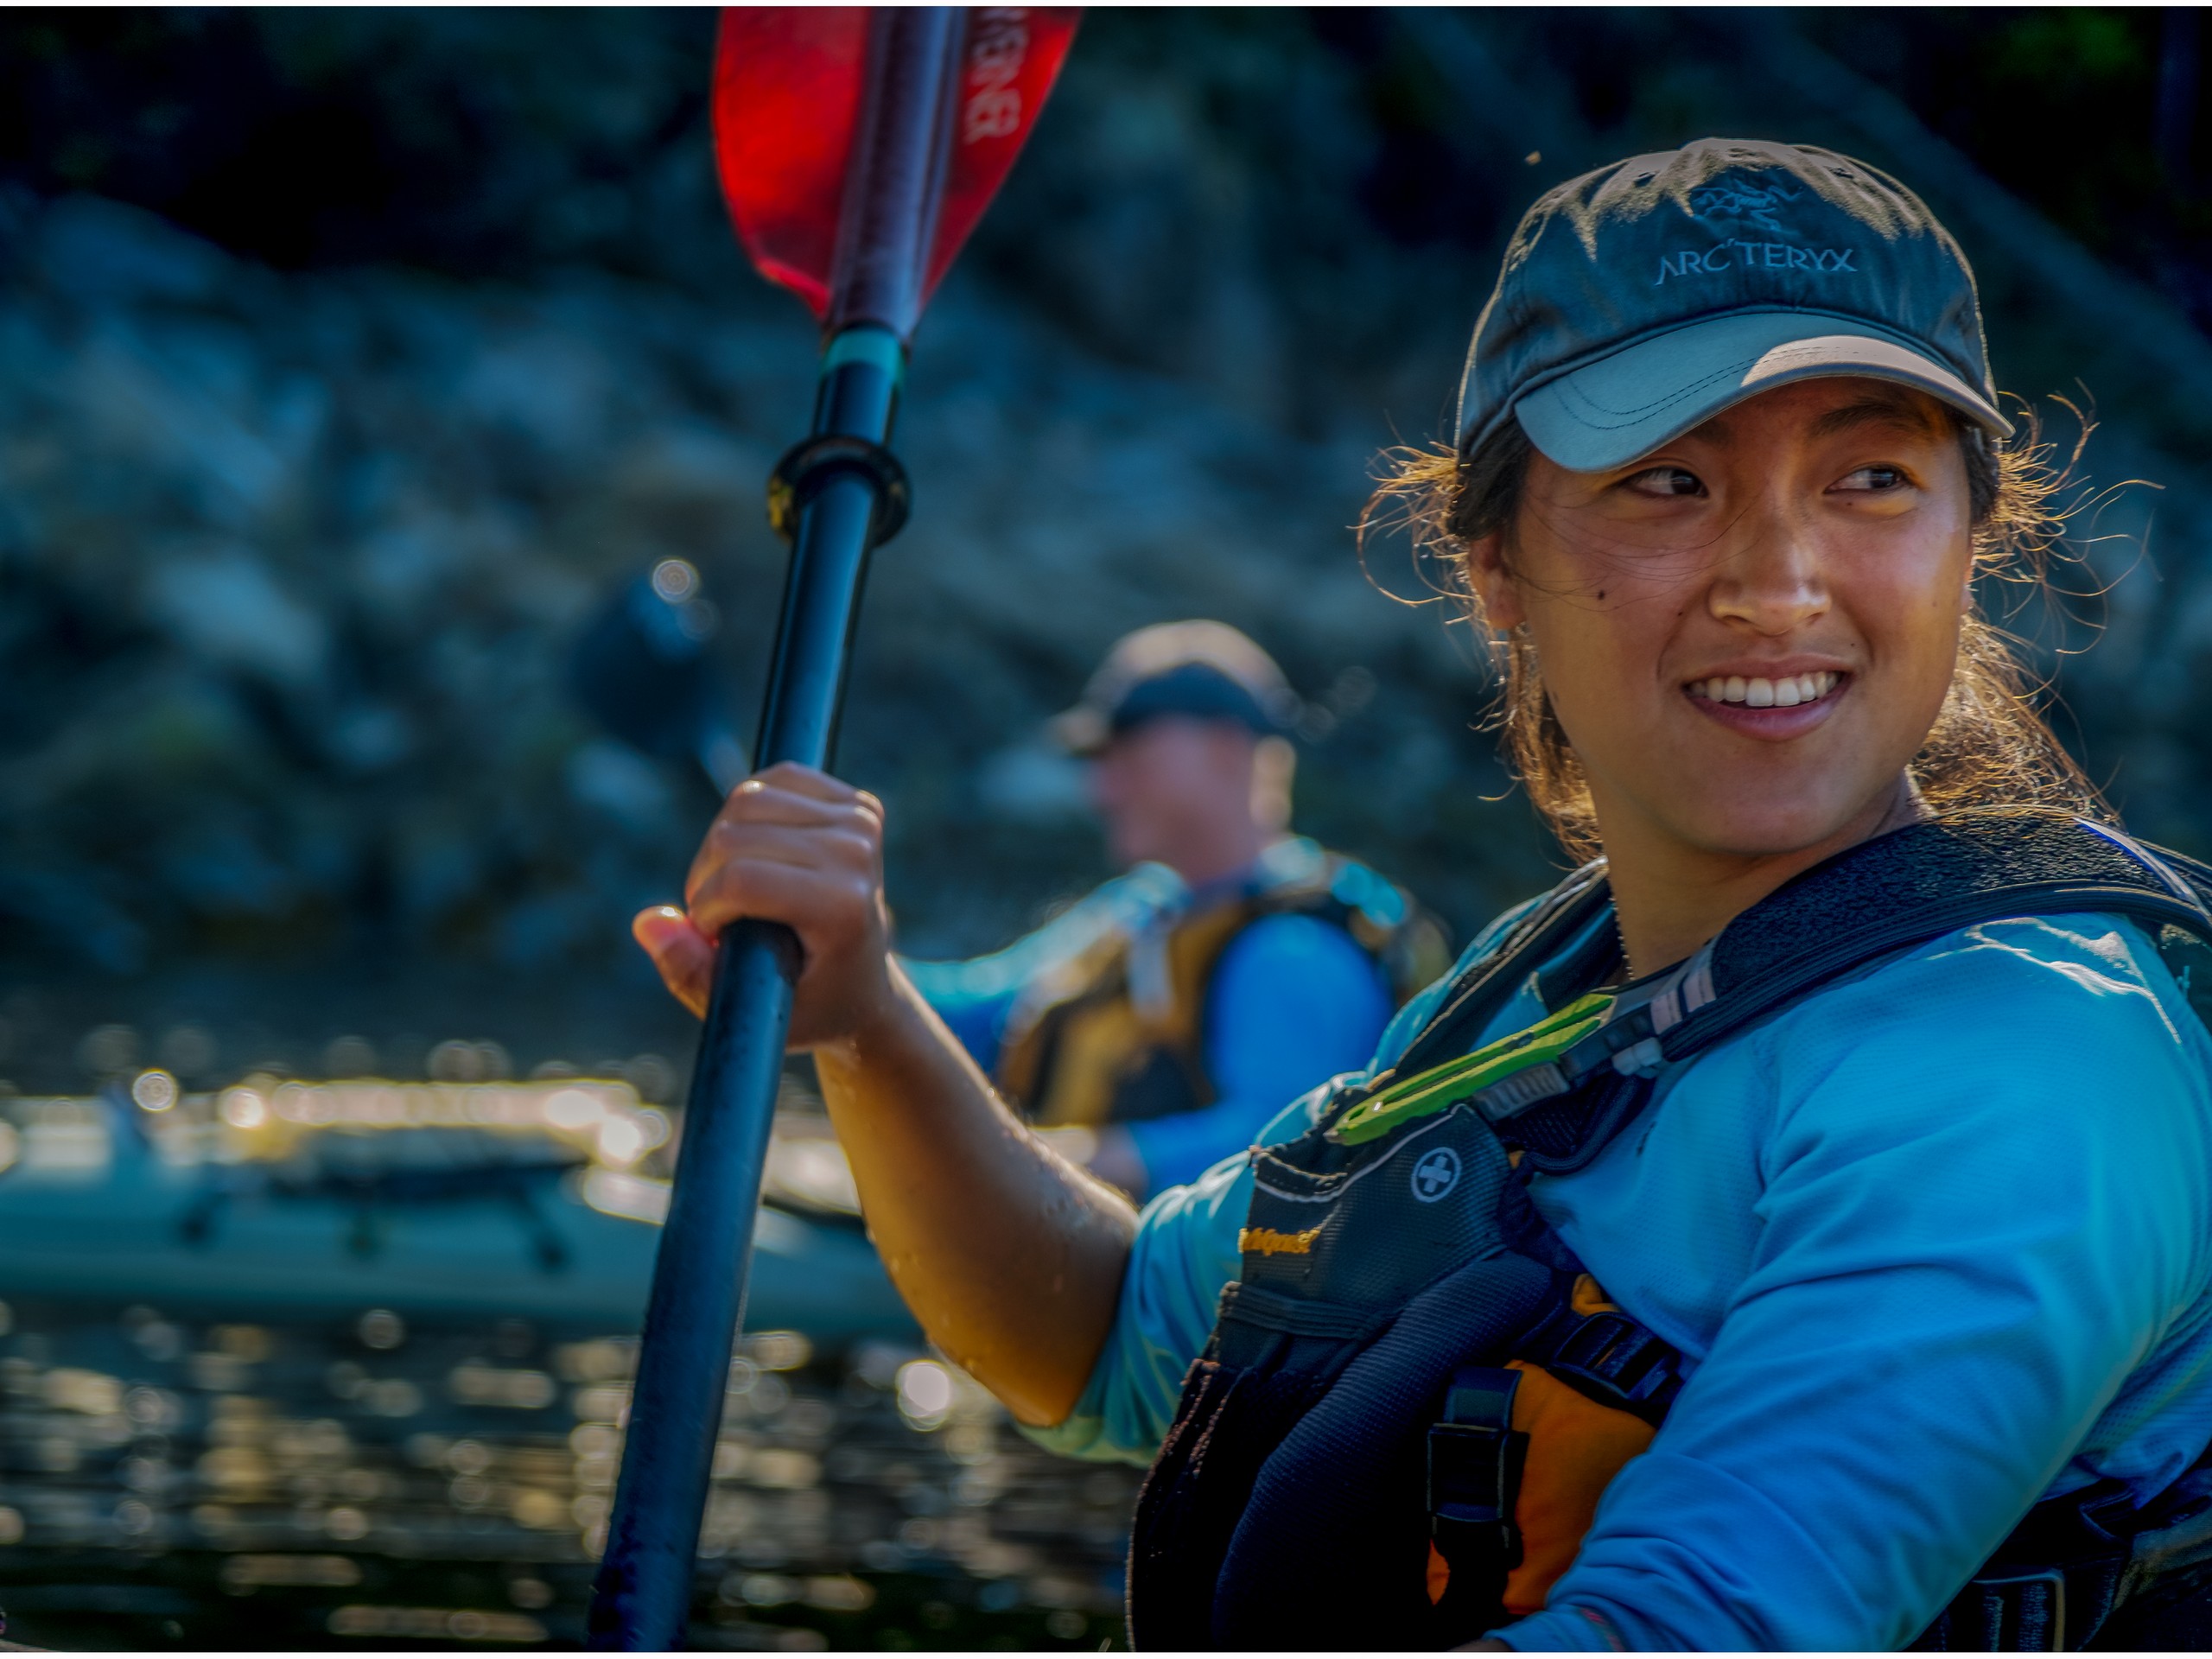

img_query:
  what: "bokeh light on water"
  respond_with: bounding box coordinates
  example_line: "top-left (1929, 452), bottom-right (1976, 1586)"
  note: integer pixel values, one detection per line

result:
top-left (0, 1294), bottom-right (1137, 1649)
top-left (0, 1075), bottom-right (1138, 1649)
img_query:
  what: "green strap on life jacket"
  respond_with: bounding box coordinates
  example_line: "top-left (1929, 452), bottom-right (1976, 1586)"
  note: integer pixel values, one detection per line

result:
top-left (1332, 991), bottom-right (1615, 1147)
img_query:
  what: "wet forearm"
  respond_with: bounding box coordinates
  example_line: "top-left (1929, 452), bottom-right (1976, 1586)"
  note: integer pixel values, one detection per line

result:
top-left (814, 963), bottom-right (1137, 1426)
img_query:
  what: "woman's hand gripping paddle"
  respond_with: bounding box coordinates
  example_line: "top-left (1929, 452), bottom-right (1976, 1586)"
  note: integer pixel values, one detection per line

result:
top-left (587, 9), bottom-right (1077, 1650)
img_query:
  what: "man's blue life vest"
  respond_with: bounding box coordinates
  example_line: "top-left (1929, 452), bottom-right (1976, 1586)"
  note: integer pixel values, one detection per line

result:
top-left (1125, 809), bottom-right (2212, 1652)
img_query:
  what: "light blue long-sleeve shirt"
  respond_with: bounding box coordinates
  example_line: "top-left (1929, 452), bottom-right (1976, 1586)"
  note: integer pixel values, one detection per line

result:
top-left (903, 850), bottom-right (1395, 1192)
top-left (1028, 899), bottom-right (2212, 1650)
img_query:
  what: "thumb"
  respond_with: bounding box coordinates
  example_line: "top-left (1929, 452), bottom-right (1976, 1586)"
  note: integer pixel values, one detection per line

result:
top-left (633, 905), bottom-right (715, 1020)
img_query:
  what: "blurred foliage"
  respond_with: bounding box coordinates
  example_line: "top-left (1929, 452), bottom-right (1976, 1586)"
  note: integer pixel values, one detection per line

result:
top-left (0, 10), bottom-right (718, 276)
top-left (1808, 9), bottom-right (2212, 295)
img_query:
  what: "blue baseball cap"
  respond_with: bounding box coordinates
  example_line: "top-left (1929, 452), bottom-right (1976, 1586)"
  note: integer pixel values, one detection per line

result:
top-left (1051, 620), bottom-right (1300, 756)
top-left (1458, 138), bottom-right (2012, 472)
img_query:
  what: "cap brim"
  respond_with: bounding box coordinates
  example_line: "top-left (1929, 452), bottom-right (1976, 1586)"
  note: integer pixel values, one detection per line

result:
top-left (1512, 312), bottom-right (2013, 474)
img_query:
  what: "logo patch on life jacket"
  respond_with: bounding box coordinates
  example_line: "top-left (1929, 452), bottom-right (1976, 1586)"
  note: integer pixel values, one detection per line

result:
top-left (1238, 1224), bottom-right (1325, 1257)
top-left (1409, 1147), bottom-right (1462, 1203)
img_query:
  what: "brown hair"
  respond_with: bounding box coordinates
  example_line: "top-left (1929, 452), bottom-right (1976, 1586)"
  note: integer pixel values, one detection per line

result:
top-left (1362, 404), bottom-right (2103, 861)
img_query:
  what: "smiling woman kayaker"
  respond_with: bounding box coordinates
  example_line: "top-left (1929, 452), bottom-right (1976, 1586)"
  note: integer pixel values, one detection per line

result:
top-left (635, 139), bottom-right (2212, 1650)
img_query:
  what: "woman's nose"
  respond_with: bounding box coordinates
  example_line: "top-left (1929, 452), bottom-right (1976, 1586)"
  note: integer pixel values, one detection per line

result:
top-left (1707, 499), bottom-right (1831, 635)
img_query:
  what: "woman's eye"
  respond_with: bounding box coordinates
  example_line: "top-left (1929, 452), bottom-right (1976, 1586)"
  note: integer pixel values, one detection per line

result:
top-left (1834, 465), bottom-right (1909, 493)
top-left (1624, 466), bottom-right (1705, 499)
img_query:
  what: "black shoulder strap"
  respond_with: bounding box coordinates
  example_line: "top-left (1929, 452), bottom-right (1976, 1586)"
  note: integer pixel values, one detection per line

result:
top-left (1377, 861), bottom-right (1616, 1089)
top-left (1669, 810), bottom-right (2212, 1060)
top-left (1376, 810), bottom-right (2212, 1168)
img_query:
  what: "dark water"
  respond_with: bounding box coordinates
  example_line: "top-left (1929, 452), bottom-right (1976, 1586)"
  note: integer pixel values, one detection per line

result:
top-left (0, 1301), bottom-right (1137, 1650)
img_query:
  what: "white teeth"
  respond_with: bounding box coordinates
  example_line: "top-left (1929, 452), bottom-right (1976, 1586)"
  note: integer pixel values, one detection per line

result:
top-left (1694, 671), bottom-right (1843, 704)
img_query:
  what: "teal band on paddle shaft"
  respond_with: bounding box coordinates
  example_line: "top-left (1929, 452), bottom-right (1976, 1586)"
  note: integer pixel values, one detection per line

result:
top-left (822, 323), bottom-right (906, 388)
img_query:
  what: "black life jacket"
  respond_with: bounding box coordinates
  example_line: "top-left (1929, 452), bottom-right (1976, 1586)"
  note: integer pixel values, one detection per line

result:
top-left (1126, 809), bottom-right (2212, 1652)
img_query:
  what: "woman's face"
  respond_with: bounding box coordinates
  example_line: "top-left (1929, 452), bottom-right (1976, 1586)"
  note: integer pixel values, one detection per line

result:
top-left (1469, 378), bottom-right (1976, 861)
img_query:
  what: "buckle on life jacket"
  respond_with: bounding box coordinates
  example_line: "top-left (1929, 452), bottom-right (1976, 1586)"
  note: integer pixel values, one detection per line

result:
top-left (1910, 1474), bottom-right (2155, 1650)
top-left (1925, 1569), bottom-right (2069, 1652)
top-left (1541, 1308), bottom-right (1686, 1426)
top-left (1428, 1365), bottom-right (1527, 1571)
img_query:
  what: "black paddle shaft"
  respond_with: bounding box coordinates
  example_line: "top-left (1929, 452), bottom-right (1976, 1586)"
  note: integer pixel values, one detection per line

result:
top-left (588, 10), bottom-right (960, 1649)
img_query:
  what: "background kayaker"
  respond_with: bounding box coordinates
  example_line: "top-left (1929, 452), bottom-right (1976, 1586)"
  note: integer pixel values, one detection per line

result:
top-left (899, 620), bottom-right (1445, 1201)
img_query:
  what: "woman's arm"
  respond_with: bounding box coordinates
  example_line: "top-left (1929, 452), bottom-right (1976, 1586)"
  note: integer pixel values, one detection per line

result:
top-left (634, 763), bottom-right (1138, 1427)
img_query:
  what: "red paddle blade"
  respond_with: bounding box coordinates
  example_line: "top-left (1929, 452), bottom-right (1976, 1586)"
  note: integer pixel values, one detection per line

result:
top-left (712, 7), bottom-right (867, 320)
top-left (713, 7), bottom-right (1079, 325)
top-left (925, 8), bottom-right (1080, 300)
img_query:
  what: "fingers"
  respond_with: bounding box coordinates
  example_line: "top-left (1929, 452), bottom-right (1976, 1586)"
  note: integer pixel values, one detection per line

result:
top-left (688, 815), bottom-right (878, 914)
top-left (633, 906), bottom-right (715, 1020)
top-left (697, 816), bottom-right (877, 876)
top-left (696, 778), bottom-right (877, 867)
top-left (718, 781), bottom-right (876, 829)
top-left (685, 849), bottom-right (878, 944)
top-left (738, 762), bottom-right (884, 816)
top-left (652, 764), bottom-right (892, 1037)
top-left (689, 772), bottom-right (884, 919)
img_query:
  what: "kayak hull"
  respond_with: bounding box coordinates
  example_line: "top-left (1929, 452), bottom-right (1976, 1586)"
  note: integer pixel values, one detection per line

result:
top-left (0, 1147), bottom-right (914, 1340)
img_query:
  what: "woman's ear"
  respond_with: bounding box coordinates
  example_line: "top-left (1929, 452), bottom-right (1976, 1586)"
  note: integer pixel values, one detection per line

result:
top-left (1465, 532), bottom-right (1526, 630)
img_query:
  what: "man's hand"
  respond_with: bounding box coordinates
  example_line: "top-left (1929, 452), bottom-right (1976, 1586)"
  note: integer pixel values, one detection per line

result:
top-left (633, 763), bottom-right (897, 1052)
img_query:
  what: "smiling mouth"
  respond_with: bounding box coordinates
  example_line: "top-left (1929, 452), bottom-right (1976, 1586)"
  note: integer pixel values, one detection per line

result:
top-left (1688, 671), bottom-right (1843, 709)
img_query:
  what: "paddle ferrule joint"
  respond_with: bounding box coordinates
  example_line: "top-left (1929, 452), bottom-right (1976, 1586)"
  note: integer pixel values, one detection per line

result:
top-left (770, 326), bottom-right (913, 545)
top-left (767, 432), bottom-right (912, 545)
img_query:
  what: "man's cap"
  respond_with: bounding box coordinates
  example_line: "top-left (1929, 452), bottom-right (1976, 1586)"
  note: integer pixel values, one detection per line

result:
top-left (1051, 620), bottom-right (1300, 756)
top-left (1458, 138), bottom-right (2012, 473)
